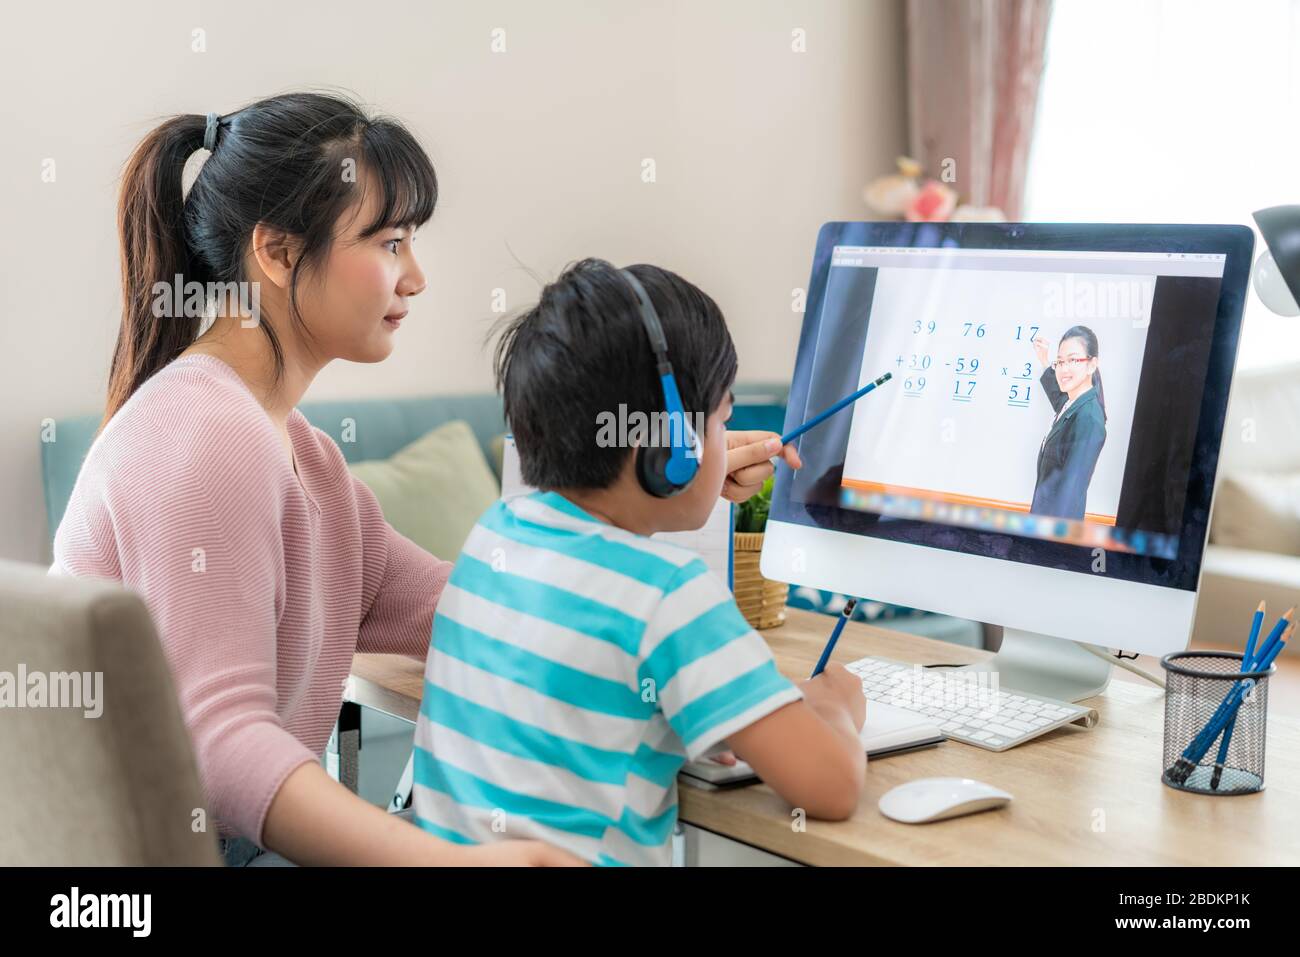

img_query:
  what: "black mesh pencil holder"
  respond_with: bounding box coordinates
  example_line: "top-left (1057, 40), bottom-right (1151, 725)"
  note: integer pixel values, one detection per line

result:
top-left (1160, 651), bottom-right (1273, 795)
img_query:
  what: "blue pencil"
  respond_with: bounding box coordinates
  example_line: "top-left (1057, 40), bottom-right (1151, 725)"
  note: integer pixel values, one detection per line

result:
top-left (1250, 608), bottom-right (1292, 672)
top-left (1186, 606), bottom-right (1293, 762)
top-left (1244, 601), bottom-right (1265, 667)
top-left (1176, 625), bottom-right (1289, 782)
top-left (1211, 602), bottom-right (1264, 789)
top-left (811, 598), bottom-right (857, 678)
top-left (1183, 639), bottom-right (1278, 764)
top-left (781, 373), bottom-right (892, 446)
top-left (1183, 637), bottom-right (1285, 771)
top-left (1210, 715), bottom-right (1238, 790)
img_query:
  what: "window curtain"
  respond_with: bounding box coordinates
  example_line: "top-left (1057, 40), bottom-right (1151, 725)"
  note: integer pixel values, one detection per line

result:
top-left (906, 0), bottom-right (1054, 220)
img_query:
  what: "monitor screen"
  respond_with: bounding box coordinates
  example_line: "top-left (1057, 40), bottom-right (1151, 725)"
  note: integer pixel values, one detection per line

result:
top-left (771, 222), bottom-right (1254, 592)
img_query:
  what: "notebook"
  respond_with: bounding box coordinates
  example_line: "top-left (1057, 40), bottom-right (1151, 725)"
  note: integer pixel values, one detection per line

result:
top-left (679, 700), bottom-right (945, 789)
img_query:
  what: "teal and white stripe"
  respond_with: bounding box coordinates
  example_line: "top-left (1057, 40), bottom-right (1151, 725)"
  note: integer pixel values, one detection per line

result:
top-left (414, 490), bottom-right (801, 866)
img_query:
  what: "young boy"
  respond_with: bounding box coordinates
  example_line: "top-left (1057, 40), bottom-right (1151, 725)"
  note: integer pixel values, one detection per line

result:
top-left (413, 258), bottom-right (866, 865)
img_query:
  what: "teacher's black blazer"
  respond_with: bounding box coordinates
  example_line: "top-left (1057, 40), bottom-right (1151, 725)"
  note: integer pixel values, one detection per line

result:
top-left (1030, 368), bottom-right (1107, 520)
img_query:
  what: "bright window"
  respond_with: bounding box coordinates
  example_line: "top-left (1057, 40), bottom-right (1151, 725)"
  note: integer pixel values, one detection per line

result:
top-left (1024, 0), bottom-right (1300, 370)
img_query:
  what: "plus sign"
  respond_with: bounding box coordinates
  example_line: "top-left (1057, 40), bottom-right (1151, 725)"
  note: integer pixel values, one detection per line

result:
top-left (895, 355), bottom-right (904, 368)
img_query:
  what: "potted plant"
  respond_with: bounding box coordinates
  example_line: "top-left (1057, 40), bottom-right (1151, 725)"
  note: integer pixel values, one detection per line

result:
top-left (732, 476), bottom-right (788, 630)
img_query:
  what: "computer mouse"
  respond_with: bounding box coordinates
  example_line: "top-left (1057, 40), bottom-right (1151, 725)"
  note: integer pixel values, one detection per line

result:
top-left (878, 777), bottom-right (1012, 824)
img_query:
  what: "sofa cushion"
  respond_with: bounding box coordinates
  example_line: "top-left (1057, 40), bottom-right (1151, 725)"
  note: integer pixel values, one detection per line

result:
top-left (489, 432), bottom-right (506, 482)
top-left (1219, 362), bottom-right (1300, 475)
top-left (41, 394), bottom-right (508, 550)
top-left (348, 420), bottom-right (500, 562)
top-left (1210, 471), bottom-right (1300, 557)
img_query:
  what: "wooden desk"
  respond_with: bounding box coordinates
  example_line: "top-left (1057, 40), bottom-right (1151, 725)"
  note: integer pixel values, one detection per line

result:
top-left (350, 608), bottom-right (1300, 866)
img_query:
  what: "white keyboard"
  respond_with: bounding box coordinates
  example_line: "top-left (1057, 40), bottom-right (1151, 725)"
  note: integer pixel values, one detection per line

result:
top-left (846, 655), bottom-right (1099, 752)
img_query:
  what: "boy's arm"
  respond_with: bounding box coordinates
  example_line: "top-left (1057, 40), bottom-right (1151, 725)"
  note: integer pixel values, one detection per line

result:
top-left (640, 561), bottom-right (865, 822)
top-left (726, 664), bottom-right (867, 821)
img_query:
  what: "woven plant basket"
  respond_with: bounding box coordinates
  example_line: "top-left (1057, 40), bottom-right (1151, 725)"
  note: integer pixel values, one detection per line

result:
top-left (732, 532), bottom-right (788, 630)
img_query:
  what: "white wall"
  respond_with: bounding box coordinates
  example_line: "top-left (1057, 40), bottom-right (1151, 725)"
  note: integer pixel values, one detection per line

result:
top-left (0, 0), bottom-right (906, 563)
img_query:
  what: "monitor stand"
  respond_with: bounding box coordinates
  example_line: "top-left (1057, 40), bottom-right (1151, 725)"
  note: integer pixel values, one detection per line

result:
top-left (957, 627), bottom-right (1113, 703)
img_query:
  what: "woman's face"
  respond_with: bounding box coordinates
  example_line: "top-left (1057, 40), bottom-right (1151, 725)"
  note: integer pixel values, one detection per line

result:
top-left (1054, 336), bottom-right (1097, 393)
top-left (290, 173), bottom-right (428, 364)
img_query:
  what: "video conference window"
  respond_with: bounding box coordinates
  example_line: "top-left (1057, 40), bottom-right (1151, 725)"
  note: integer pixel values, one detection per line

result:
top-left (787, 247), bottom-right (1226, 562)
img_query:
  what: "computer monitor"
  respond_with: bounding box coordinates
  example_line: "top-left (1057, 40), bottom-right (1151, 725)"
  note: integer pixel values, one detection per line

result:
top-left (761, 222), bottom-right (1255, 702)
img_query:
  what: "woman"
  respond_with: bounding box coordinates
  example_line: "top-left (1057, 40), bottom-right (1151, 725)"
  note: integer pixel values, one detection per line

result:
top-left (52, 92), bottom-right (797, 866)
top-left (1029, 326), bottom-right (1107, 520)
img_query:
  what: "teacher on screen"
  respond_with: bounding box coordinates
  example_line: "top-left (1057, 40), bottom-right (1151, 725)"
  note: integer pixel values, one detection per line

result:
top-left (1029, 326), bottom-right (1108, 520)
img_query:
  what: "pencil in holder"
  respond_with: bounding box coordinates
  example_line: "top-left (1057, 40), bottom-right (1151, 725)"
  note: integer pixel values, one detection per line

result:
top-left (1160, 651), bottom-right (1273, 795)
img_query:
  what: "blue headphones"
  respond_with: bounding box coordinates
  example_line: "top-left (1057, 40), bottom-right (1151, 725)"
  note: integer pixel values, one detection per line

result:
top-left (620, 269), bottom-right (703, 497)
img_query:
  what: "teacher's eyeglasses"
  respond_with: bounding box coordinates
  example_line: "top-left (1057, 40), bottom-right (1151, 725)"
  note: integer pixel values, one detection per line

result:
top-left (1051, 356), bottom-right (1093, 371)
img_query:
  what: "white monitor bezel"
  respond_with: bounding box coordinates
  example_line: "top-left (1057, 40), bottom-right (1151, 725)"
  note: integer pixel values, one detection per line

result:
top-left (762, 221), bottom-right (1254, 657)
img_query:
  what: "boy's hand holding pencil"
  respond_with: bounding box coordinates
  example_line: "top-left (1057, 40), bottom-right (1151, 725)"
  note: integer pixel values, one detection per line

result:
top-left (721, 430), bottom-right (803, 503)
top-left (721, 371), bottom-right (892, 503)
top-left (800, 663), bottom-right (867, 735)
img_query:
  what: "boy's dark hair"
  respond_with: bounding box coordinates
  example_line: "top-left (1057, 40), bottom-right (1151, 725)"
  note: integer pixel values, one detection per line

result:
top-left (493, 258), bottom-right (738, 490)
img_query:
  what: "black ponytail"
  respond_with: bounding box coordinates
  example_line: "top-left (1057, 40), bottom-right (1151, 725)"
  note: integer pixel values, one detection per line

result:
top-left (109, 114), bottom-right (210, 430)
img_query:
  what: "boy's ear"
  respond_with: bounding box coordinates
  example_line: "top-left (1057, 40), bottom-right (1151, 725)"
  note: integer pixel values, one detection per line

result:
top-left (623, 444), bottom-right (652, 497)
top-left (625, 442), bottom-right (680, 502)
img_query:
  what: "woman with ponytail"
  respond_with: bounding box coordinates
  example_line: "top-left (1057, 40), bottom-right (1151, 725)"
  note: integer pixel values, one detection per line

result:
top-left (53, 93), bottom-right (582, 866)
top-left (1029, 326), bottom-right (1108, 520)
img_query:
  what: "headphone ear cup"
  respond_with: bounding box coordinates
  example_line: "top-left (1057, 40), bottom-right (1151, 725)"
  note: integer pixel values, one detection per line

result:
top-left (636, 444), bottom-right (676, 498)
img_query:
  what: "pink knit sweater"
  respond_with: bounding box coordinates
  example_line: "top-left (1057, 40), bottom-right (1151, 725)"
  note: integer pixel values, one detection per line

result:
top-left (52, 354), bottom-right (452, 844)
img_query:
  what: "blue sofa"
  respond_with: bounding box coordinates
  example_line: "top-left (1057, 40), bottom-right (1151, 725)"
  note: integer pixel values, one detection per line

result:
top-left (39, 383), bottom-right (980, 644)
top-left (40, 384), bottom-right (791, 544)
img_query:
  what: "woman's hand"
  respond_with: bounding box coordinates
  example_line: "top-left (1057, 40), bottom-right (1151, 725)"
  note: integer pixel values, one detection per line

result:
top-left (261, 763), bottom-right (589, 866)
top-left (1032, 336), bottom-right (1051, 369)
top-left (454, 840), bottom-right (589, 867)
top-left (722, 430), bottom-right (802, 503)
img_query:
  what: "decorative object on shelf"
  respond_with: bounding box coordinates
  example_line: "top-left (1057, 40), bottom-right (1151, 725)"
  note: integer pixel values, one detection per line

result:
top-left (862, 156), bottom-right (1005, 223)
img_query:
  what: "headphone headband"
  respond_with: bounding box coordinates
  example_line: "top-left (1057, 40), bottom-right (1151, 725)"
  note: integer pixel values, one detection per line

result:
top-left (620, 270), bottom-right (671, 373)
top-left (617, 267), bottom-right (702, 497)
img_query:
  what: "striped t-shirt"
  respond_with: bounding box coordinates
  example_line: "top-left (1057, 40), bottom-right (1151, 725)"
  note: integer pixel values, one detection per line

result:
top-left (413, 490), bottom-right (801, 866)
